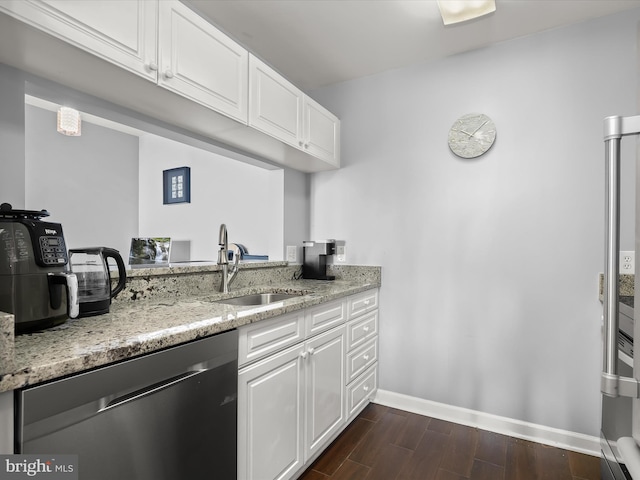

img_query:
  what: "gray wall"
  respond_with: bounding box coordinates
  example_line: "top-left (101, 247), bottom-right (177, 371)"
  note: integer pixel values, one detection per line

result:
top-left (138, 134), bottom-right (283, 261)
top-left (25, 105), bottom-right (139, 257)
top-left (0, 64), bottom-right (26, 208)
top-left (310, 9), bottom-right (640, 437)
top-left (284, 168), bottom-right (310, 263)
top-left (0, 65), bottom-right (310, 264)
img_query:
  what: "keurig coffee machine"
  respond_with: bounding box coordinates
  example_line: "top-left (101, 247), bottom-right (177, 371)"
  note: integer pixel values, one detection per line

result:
top-left (302, 240), bottom-right (336, 280)
top-left (0, 203), bottom-right (79, 333)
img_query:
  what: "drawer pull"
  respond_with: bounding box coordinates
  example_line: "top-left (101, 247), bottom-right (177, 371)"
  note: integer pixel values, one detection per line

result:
top-left (364, 300), bottom-right (370, 306)
top-left (308, 347), bottom-right (315, 356)
top-left (363, 354), bottom-right (370, 361)
top-left (363, 326), bottom-right (370, 333)
top-left (300, 351), bottom-right (308, 360)
top-left (363, 385), bottom-right (370, 392)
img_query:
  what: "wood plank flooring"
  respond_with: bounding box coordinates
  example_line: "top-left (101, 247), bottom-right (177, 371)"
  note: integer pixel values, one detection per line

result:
top-left (299, 403), bottom-right (601, 480)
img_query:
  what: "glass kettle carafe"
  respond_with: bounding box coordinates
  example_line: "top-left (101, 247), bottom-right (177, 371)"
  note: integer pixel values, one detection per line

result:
top-left (69, 247), bottom-right (126, 317)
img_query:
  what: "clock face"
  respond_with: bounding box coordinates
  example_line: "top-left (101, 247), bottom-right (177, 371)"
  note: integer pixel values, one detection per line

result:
top-left (448, 113), bottom-right (496, 159)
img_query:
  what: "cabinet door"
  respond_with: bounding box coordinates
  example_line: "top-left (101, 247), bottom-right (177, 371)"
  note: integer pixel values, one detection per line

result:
top-left (303, 97), bottom-right (340, 167)
top-left (158, 0), bottom-right (248, 123)
top-left (249, 54), bottom-right (303, 148)
top-left (0, 0), bottom-right (158, 81)
top-left (304, 325), bottom-right (346, 459)
top-left (238, 344), bottom-right (305, 480)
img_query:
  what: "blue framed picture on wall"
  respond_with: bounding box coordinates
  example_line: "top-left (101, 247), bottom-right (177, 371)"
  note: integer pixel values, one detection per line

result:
top-left (163, 167), bottom-right (191, 204)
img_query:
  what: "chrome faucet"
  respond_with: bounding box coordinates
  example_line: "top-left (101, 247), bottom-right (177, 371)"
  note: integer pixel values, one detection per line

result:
top-left (218, 223), bottom-right (239, 293)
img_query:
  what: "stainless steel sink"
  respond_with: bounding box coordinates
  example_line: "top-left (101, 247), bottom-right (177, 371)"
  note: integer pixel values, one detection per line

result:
top-left (216, 292), bottom-right (303, 306)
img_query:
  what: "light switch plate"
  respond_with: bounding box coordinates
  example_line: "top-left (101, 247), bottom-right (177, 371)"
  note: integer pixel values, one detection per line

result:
top-left (286, 246), bottom-right (297, 263)
top-left (336, 245), bottom-right (346, 263)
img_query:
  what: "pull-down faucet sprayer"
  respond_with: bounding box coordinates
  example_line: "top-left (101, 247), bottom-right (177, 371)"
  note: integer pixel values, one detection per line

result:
top-left (218, 224), bottom-right (239, 293)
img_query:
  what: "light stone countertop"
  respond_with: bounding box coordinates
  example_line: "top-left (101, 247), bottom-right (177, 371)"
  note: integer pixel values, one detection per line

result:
top-left (598, 273), bottom-right (635, 298)
top-left (0, 311), bottom-right (14, 376)
top-left (0, 266), bottom-right (380, 393)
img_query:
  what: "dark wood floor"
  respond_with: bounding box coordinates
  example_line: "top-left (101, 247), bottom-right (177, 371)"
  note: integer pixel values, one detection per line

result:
top-left (299, 403), bottom-right (601, 480)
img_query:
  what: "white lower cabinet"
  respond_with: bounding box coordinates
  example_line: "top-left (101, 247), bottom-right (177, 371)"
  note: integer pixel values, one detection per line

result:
top-left (238, 290), bottom-right (378, 480)
top-left (238, 342), bottom-right (305, 480)
top-left (238, 324), bottom-right (345, 480)
top-left (344, 290), bottom-right (379, 422)
top-left (346, 364), bottom-right (378, 419)
top-left (304, 326), bottom-right (345, 458)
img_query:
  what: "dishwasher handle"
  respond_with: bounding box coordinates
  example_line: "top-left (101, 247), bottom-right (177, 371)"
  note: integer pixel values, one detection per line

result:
top-left (99, 369), bottom-right (206, 413)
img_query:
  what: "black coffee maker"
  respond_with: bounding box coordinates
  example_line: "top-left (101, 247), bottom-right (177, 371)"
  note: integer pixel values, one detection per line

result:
top-left (0, 203), bottom-right (79, 333)
top-left (302, 240), bottom-right (337, 280)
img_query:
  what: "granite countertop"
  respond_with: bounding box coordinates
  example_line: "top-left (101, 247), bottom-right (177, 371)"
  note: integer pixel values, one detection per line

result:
top-left (0, 273), bottom-right (380, 393)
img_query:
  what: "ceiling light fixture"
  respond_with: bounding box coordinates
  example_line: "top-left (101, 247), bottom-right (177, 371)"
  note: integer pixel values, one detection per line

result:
top-left (437, 0), bottom-right (496, 25)
top-left (57, 106), bottom-right (81, 136)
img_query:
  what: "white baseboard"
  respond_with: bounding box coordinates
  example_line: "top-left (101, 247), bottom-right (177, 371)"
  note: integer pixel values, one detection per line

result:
top-left (373, 389), bottom-right (600, 457)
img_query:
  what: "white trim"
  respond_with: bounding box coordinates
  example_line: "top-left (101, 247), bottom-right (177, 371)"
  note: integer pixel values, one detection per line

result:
top-left (373, 389), bottom-right (600, 457)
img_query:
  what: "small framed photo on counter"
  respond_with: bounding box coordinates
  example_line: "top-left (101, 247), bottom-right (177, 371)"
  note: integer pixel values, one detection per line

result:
top-left (129, 237), bottom-right (171, 266)
top-left (163, 167), bottom-right (191, 204)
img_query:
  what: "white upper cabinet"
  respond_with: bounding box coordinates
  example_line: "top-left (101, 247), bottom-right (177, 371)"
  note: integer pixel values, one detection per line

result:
top-left (303, 97), bottom-right (340, 167)
top-left (0, 0), bottom-right (159, 81)
top-left (249, 54), bottom-right (303, 148)
top-left (0, 0), bottom-right (339, 171)
top-left (249, 55), bottom-right (340, 168)
top-left (158, 0), bottom-right (248, 124)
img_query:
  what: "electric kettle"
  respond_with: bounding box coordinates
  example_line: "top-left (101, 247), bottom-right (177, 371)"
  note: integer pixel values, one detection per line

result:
top-left (69, 247), bottom-right (127, 317)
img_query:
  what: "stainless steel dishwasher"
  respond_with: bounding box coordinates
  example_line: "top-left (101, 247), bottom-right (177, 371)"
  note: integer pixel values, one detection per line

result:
top-left (16, 329), bottom-right (238, 480)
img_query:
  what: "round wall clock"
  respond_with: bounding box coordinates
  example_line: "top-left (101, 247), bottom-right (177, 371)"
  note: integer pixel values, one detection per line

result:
top-left (447, 113), bottom-right (497, 159)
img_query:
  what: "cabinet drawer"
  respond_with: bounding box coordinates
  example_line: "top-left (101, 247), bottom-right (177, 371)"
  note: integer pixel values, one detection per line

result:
top-left (346, 310), bottom-right (378, 352)
top-left (346, 364), bottom-right (377, 419)
top-left (305, 298), bottom-right (346, 337)
top-left (238, 311), bottom-right (305, 366)
top-left (347, 290), bottom-right (378, 320)
top-left (346, 338), bottom-right (377, 384)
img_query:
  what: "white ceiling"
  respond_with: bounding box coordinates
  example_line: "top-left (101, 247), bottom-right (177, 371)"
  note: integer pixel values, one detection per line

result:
top-left (185, 0), bottom-right (640, 92)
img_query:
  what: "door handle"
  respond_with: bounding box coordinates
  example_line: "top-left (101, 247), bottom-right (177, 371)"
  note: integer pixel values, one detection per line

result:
top-left (602, 115), bottom-right (640, 398)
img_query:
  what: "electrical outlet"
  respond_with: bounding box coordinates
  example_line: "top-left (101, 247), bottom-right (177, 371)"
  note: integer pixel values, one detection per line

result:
top-left (621, 251), bottom-right (635, 274)
top-left (336, 245), bottom-right (346, 263)
top-left (286, 246), bottom-right (297, 263)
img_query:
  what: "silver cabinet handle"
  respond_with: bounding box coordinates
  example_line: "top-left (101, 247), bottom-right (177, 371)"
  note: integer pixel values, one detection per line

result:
top-left (602, 115), bottom-right (640, 398)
